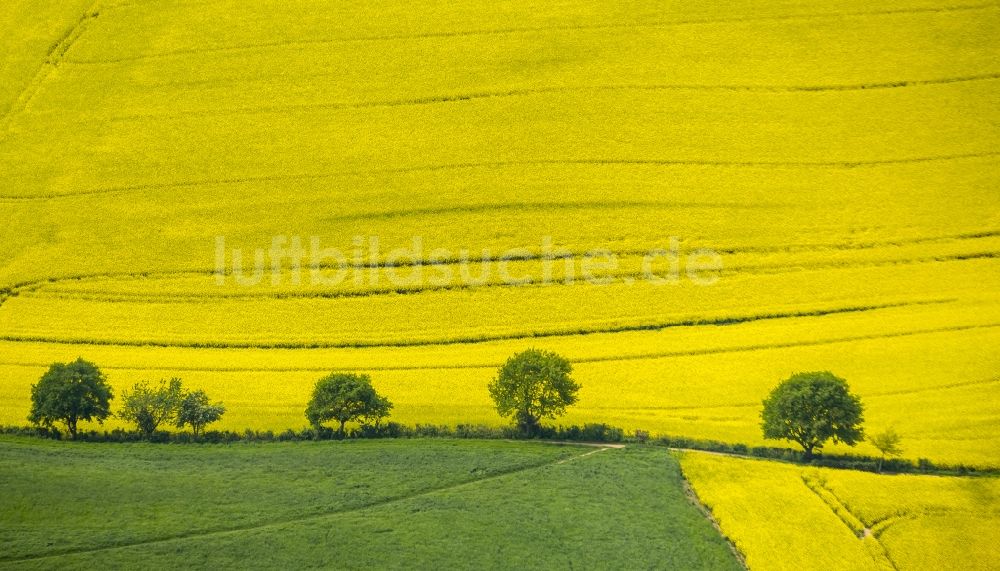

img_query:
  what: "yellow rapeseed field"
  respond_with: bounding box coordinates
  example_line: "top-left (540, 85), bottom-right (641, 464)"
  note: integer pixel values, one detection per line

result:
top-left (681, 452), bottom-right (1000, 570)
top-left (2, 0), bottom-right (998, 467)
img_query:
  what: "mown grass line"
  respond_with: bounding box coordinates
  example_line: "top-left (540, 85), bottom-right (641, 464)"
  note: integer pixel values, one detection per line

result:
top-left (19, 251), bottom-right (998, 305)
top-left (72, 1), bottom-right (1000, 64)
top-left (3, 153), bottom-right (999, 201)
top-left (0, 299), bottom-right (955, 349)
top-left (0, 444), bottom-right (598, 564)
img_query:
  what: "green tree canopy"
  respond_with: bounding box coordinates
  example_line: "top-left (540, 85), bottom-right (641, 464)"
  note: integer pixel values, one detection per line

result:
top-left (870, 428), bottom-right (903, 472)
top-left (488, 349), bottom-right (580, 435)
top-left (119, 378), bottom-right (185, 438)
top-left (761, 371), bottom-right (864, 459)
top-left (305, 373), bottom-right (392, 436)
top-left (28, 358), bottom-right (113, 439)
top-left (176, 389), bottom-right (226, 438)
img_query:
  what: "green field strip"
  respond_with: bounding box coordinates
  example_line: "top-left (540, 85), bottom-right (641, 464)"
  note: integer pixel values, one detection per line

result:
top-left (0, 445), bottom-right (597, 564)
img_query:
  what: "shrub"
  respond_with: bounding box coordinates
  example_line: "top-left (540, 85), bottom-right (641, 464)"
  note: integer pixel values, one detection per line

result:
top-left (119, 378), bottom-right (184, 438)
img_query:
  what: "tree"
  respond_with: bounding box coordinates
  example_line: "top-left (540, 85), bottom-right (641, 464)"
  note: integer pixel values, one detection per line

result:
top-left (119, 378), bottom-right (185, 438)
top-left (870, 428), bottom-right (903, 473)
top-left (28, 358), bottom-right (113, 439)
top-left (305, 373), bottom-right (392, 436)
top-left (761, 371), bottom-right (864, 460)
top-left (175, 389), bottom-right (226, 438)
top-left (488, 349), bottom-right (580, 435)
top-left (360, 393), bottom-right (393, 429)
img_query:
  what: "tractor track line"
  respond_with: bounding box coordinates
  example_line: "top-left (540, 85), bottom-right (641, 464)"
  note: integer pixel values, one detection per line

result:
top-left (17, 251), bottom-right (998, 305)
top-left (2, 323), bottom-right (998, 375)
top-left (3, 152), bottom-right (999, 201)
top-left (70, 2), bottom-right (1000, 64)
top-left (2, 228), bottom-right (996, 290)
top-left (0, 299), bottom-right (954, 350)
top-left (97, 74), bottom-right (1000, 123)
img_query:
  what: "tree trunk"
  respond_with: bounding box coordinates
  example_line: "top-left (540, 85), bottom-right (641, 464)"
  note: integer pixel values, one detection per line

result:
top-left (802, 444), bottom-right (814, 461)
top-left (67, 417), bottom-right (77, 440)
top-left (878, 455), bottom-right (884, 473)
top-left (338, 420), bottom-right (346, 438)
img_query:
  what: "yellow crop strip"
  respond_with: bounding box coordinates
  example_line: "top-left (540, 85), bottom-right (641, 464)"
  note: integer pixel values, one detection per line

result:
top-left (681, 452), bottom-right (1000, 570)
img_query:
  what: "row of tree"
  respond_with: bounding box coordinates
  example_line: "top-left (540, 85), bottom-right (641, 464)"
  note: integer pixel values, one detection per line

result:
top-left (28, 358), bottom-right (225, 439)
top-left (26, 349), bottom-right (580, 441)
top-left (301, 349), bottom-right (579, 438)
top-left (28, 353), bottom-right (904, 470)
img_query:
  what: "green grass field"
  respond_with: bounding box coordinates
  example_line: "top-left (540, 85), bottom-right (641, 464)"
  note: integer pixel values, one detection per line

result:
top-left (0, 437), bottom-right (740, 569)
top-left (1, 0), bottom-right (998, 468)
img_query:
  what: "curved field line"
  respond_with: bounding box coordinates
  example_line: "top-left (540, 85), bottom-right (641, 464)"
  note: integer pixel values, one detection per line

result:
top-left (870, 513), bottom-right (919, 538)
top-left (713, 230), bottom-right (1000, 254)
top-left (95, 74), bottom-right (1000, 123)
top-left (2, 229), bottom-right (996, 295)
top-left (0, 299), bottom-right (956, 349)
top-left (584, 374), bottom-right (1000, 415)
top-left (0, 445), bottom-right (599, 564)
top-left (321, 199), bottom-right (789, 222)
top-left (0, 324), bottom-right (996, 377)
top-left (866, 375), bottom-right (1000, 397)
top-left (722, 250), bottom-right (999, 276)
top-left (18, 251), bottom-right (998, 305)
top-left (3, 153), bottom-right (999, 201)
top-left (70, 2), bottom-right (1000, 64)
